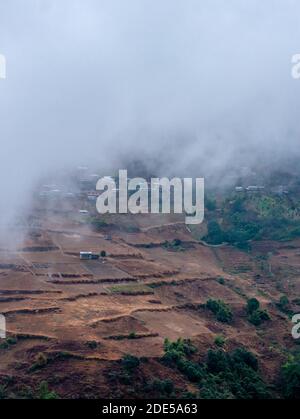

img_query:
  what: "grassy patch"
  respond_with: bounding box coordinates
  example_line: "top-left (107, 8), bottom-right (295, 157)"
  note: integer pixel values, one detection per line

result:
top-left (108, 284), bottom-right (154, 295)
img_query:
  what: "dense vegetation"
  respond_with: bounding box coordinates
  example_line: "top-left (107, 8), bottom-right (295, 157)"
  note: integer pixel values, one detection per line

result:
top-left (203, 191), bottom-right (300, 248)
top-left (281, 354), bottom-right (300, 399)
top-left (162, 338), bottom-right (272, 399)
top-left (246, 298), bottom-right (270, 326)
top-left (205, 299), bottom-right (233, 323)
top-left (108, 341), bottom-right (300, 399)
top-left (0, 336), bottom-right (299, 399)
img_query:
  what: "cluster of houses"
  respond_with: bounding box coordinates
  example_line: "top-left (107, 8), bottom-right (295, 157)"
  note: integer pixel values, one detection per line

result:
top-left (235, 185), bottom-right (289, 195)
top-left (235, 185), bottom-right (265, 192)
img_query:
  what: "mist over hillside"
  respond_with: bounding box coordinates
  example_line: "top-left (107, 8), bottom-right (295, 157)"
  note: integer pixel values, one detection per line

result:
top-left (0, 0), bottom-right (300, 226)
top-left (1, 1), bottom-right (300, 402)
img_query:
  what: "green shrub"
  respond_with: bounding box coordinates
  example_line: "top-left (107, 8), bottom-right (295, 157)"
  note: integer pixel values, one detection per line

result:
top-left (214, 335), bottom-right (226, 347)
top-left (206, 299), bottom-right (233, 323)
top-left (0, 341), bottom-right (9, 350)
top-left (217, 277), bottom-right (225, 285)
top-left (161, 339), bottom-right (271, 399)
top-left (162, 239), bottom-right (184, 251)
top-left (86, 340), bottom-right (98, 349)
top-left (246, 299), bottom-right (270, 326)
top-left (281, 356), bottom-right (300, 399)
top-left (177, 358), bottom-right (204, 382)
top-left (248, 309), bottom-right (270, 326)
top-left (0, 336), bottom-right (18, 350)
top-left (204, 221), bottom-right (225, 245)
top-left (279, 295), bottom-right (289, 308)
top-left (216, 306), bottom-right (233, 323)
top-left (162, 338), bottom-right (197, 367)
top-left (122, 355), bottom-right (140, 371)
top-left (6, 337), bottom-right (17, 345)
top-left (231, 348), bottom-right (258, 371)
top-left (29, 352), bottom-right (49, 372)
top-left (207, 350), bottom-right (230, 374)
top-left (247, 298), bottom-right (260, 314)
top-left (277, 296), bottom-right (291, 314)
top-left (38, 381), bottom-right (58, 400)
top-left (204, 349), bottom-right (269, 398)
top-left (164, 338), bottom-right (196, 356)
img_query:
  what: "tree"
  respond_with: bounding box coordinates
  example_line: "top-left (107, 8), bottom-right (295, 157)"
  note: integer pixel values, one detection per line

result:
top-left (281, 356), bottom-right (300, 399)
top-left (231, 348), bottom-right (258, 371)
top-left (246, 298), bottom-right (270, 326)
top-left (248, 309), bottom-right (270, 326)
top-left (277, 296), bottom-right (290, 313)
top-left (206, 299), bottom-right (233, 323)
top-left (214, 335), bottom-right (226, 347)
top-left (205, 221), bottom-right (225, 245)
top-left (216, 306), bottom-right (233, 323)
top-left (247, 298), bottom-right (260, 314)
top-left (206, 350), bottom-right (230, 374)
top-left (161, 339), bottom-right (271, 399)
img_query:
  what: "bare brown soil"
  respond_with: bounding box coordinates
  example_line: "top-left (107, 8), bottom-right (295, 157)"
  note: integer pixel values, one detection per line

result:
top-left (0, 207), bottom-right (299, 398)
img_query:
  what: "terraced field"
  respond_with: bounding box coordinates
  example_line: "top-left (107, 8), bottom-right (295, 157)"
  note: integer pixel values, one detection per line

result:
top-left (0, 206), bottom-right (299, 398)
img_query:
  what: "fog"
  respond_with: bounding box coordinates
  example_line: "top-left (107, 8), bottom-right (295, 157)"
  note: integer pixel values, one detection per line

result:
top-left (0, 0), bottom-right (300, 227)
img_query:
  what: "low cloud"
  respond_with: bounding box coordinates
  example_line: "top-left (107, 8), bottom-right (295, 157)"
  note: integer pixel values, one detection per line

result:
top-left (0, 0), bottom-right (300, 227)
